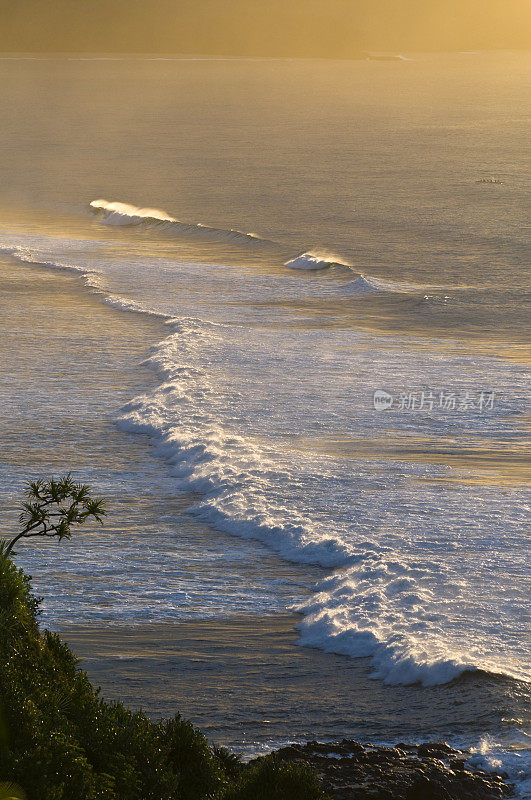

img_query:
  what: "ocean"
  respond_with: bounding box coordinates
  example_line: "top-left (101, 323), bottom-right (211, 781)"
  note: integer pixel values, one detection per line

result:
top-left (0, 51), bottom-right (529, 793)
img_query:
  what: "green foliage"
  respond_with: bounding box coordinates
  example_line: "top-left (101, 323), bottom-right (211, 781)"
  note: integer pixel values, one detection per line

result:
top-left (223, 756), bottom-right (327, 800)
top-left (212, 746), bottom-right (242, 781)
top-left (160, 715), bottom-right (228, 800)
top-left (0, 783), bottom-right (25, 800)
top-left (3, 475), bottom-right (106, 558)
top-left (0, 547), bottom-right (325, 800)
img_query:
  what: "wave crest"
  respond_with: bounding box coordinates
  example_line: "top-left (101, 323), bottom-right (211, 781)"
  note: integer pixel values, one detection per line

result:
top-left (90, 199), bottom-right (273, 246)
top-left (90, 199), bottom-right (174, 225)
top-left (284, 252), bottom-right (344, 271)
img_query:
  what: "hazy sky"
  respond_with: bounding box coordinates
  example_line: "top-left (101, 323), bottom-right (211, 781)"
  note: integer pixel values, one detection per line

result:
top-left (0, 0), bottom-right (530, 55)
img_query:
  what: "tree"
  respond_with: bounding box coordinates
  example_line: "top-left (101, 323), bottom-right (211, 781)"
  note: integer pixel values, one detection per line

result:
top-left (2, 475), bottom-right (105, 559)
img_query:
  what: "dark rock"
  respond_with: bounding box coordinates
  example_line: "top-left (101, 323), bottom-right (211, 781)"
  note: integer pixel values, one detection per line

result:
top-left (417, 741), bottom-right (457, 759)
top-left (450, 757), bottom-right (468, 771)
top-left (247, 739), bottom-right (515, 800)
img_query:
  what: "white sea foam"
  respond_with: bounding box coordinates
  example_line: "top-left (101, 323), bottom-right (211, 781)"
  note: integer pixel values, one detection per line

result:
top-left (0, 238), bottom-right (172, 319)
top-left (0, 242), bottom-right (107, 294)
top-left (115, 314), bottom-right (530, 688)
top-left (469, 738), bottom-right (531, 800)
top-left (284, 252), bottom-right (344, 270)
top-left (90, 199), bottom-right (176, 225)
top-left (2, 228), bottom-right (529, 690)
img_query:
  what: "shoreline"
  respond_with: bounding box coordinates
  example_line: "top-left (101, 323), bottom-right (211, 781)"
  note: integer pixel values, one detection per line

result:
top-left (59, 615), bottom-right (530, 760)
top-left (251, 740), bottom-right (516, 799)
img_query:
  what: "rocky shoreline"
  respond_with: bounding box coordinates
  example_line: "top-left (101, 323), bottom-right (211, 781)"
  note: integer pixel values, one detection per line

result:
top-left (250, 740), bottom-right (514, 799)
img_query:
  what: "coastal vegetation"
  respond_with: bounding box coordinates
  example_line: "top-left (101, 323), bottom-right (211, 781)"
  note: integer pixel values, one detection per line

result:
top-left (0, 479), bottom-right (324, 800)
top-left (3, 475), bottom-right (105, 559)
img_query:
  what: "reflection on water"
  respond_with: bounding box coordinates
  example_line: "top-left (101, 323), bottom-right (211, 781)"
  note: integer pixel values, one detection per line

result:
top-left (62, 616), bottom-right (531, 759)
top-left (0, 258), bottom-right (317, 623)
top-left (0, 52), bottom-right (529, 767)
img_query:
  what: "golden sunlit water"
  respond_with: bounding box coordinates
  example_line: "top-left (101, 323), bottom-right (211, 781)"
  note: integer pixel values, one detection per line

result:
top-left (0, 49), bottom-right (529, 781)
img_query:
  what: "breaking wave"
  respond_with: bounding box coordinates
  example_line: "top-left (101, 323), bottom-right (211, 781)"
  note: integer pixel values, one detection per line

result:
top-left (282, 255), bottom-right (421, 296)
top-left (114, 316), bottom-right (530, 689)
top-left (284, 252), bottom-right (351, 271)
top-left (2, 229), bottom-right (529, 692)
top-left (88, 202), bottom-right (438, 303)
top-left (90, 199), bottom-right (275, 246)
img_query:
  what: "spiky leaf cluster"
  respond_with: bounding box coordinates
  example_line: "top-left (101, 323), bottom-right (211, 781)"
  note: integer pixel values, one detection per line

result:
top-left (4, 475), bottom-right (106, 557)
